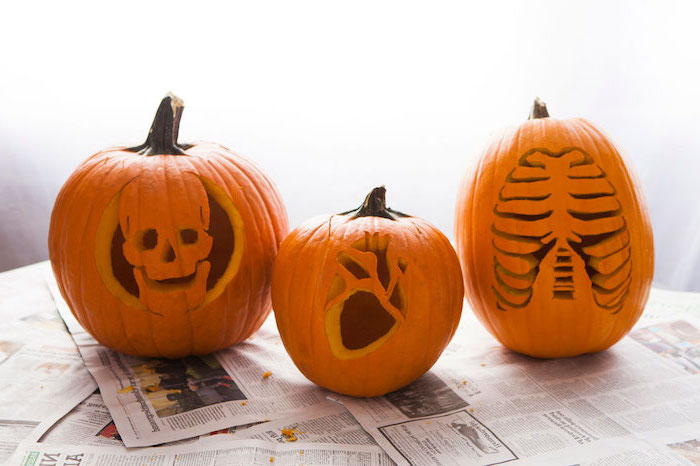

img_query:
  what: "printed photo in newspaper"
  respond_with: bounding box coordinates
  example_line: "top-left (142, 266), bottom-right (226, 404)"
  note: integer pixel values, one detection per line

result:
top-left (629, 320), bottom-right (700, 375)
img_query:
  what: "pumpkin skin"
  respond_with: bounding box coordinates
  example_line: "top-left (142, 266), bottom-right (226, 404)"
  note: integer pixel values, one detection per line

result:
top-left (49, 94), bottom-right (288, 358)
top-left (272, 187), bottom-right (464, 397)
top-left (455, 99), bottom-right (654, 358)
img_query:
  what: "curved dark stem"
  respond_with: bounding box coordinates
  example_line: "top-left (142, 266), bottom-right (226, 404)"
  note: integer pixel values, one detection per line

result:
top-left (128, 93), bottom-right (187, 155)
top-left (359, 187), bottom-right (389, 216)
top-left (529, 97), bottom-right (550, 120)
top-left (341, 186), bottom-right (408, 220)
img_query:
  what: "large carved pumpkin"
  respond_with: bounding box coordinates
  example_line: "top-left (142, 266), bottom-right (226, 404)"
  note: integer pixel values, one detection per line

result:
top-left (272, 187), bottom-right (464, 397)
top-left (455, 99), bottom-right (654, 358)
top-left (49, 94), bottom-right (288, 358)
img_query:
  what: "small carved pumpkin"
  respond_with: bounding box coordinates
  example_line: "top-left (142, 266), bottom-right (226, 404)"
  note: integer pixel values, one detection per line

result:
top-left (455, 99), bottom-right (654, 358)
top-left (49, 94), bottom-right (288, 358)
top-left (272, 187), bottom-right (464, 397)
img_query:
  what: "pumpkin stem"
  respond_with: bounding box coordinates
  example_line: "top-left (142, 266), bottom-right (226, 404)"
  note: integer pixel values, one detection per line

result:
top-left (529, 97), bottom-right (550, 119)
top-left (342, 186), bottom-right (408, 220)
top-left (128, 93), bottom-right (187, 155)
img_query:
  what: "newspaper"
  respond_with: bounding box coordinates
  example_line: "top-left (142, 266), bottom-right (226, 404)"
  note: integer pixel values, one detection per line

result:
top-left (341, 309), bottom-right (700, 466)
top-left (47, 278), bottom-right (333, 447)
top-left (33, 391), bottom-right (122, 447)
top-left (231, 399), bottom-right (379, 447)
top-left (35, 389), bottom-right (385, 451)
top-left (8, 440), bottom-right (394, 466)
top-left (640, 287), bottom-right (700, 325)
top-left (34, 269), bottom-right (700, 464)
top-left (511, 436), bottom-right (699, 465)
top-left (34, 389), bottom-right (264, 448)
top-left (0, 305), bottom-right (97, 463)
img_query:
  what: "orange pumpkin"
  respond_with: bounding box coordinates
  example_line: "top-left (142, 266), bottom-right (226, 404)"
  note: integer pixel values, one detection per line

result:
top-left (49, 94), bottom-right (288, 358)
top-left (455, 98), bottom-right (654, 358)
top-left (272, 187), bottom-right (464, 397)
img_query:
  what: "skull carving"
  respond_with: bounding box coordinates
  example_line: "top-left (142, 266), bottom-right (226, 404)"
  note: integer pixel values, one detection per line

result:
top-left (119, 171), bottom-right (213, 314)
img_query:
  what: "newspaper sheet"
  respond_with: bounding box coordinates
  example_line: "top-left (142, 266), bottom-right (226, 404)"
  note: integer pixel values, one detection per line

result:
top-left (33, 391), bottom-right (122, 447)
top-left (0, 303), bottom-right (97, 463)
top-left (640, 287), bottom-right (700, 325)
top-left (510, 436), bottom-right (698, 465)
top-left (47, 278), bottom-right (333, 447)
top-left (35, 389), bottom-right (385, 453)
top-left (228, 399), bottom-right (379, 447)
top-left (34, 389), bottom-right (262, 448)
top-left (341, 310), bottom-right (700, 466)
top-left (8, 440), bottom-right (394, 466)
top-left (0, 262), bottom-right (57, 323)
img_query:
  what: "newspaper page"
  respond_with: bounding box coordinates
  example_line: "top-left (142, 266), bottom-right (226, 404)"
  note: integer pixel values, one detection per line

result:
top-left (8, 439), bottom-right (394, 466)
top-left (34, 389), bottom-right (264, 448)
top-left (229, 399), bottom-right (379, 447)
top-left (341, 309), bottom-right (700, 466)
top-left (47, 277), bottom-right (333, 447)
top-left (0, 304), bottom-right (97, 463)
top-left (511, 436), bottom-right (696, 465)
top-left (640, 287), bottom-right (700, 325)
top-left (33, 391), bottom-right (122, 447)
top-left (35, 390), bottom-right (384, 452)
top-left (0, 262), bottom-right (60, 324)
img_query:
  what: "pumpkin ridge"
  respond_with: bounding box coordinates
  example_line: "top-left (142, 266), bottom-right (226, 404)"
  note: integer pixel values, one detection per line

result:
top-left (203, 155), bottom-right (257, 343)
top-left (100, 159), bottom-right (150, 356)
top-left (78, 158), bottom-right (129, 344)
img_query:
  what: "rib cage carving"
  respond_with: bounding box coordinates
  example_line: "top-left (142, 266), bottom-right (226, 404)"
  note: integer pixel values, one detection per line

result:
top-left (492, 147), bottom-right (631, 314)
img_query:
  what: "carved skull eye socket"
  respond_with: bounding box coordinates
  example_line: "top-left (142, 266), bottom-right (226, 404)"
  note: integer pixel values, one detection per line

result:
top-left (141, 229), bottom-right (158, 250)
top-left (180, 229), bottom-right (198, 244)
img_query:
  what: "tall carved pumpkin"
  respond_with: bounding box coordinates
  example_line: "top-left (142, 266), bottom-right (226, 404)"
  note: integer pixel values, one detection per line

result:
top-left (272, 187), bottom-right (464, 397)
top-left (49, 94), bottom-right (288, 358)
top-left (455, 99), bottom-right (654, 358)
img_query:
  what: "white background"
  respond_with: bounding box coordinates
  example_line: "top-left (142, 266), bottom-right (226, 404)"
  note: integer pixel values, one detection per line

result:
top-left (1, 1), bottom-right (699, 290)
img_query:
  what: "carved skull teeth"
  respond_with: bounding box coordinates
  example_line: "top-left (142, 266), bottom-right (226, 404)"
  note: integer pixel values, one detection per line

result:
top-left (492, 147), bottom-right (631, 314)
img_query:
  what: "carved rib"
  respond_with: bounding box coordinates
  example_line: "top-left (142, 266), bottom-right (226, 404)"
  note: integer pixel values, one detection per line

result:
top-left (493, 147), bottom-right (631, 314)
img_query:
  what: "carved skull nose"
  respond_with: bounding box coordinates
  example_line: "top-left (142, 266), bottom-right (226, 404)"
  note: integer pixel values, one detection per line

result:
top-left (163, 242), bottom-right (176, 263)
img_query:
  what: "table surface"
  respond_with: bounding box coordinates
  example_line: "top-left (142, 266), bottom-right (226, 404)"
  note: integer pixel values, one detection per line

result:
top-left (0, 261), bottom-right (57, 320)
